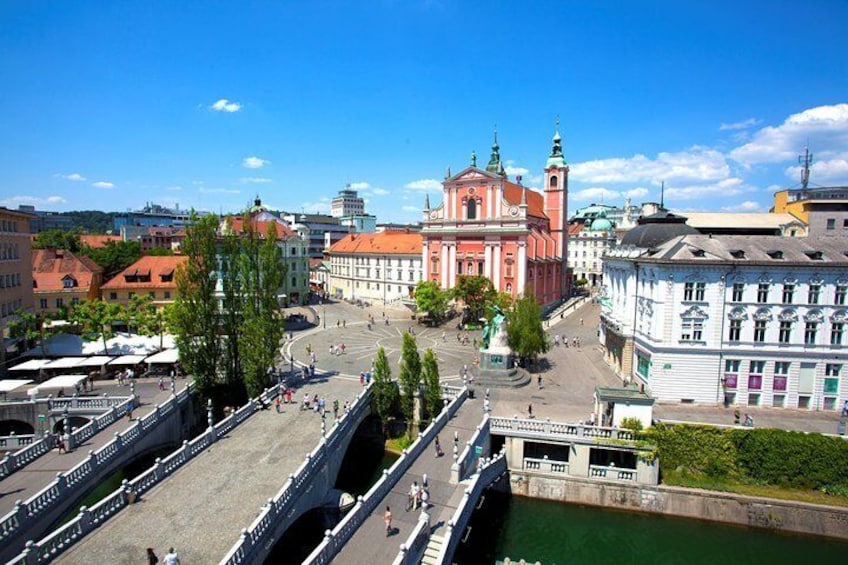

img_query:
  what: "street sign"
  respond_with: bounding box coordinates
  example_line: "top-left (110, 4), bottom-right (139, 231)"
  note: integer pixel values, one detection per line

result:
top-left (38, 414), bottom-right (46, 422)
top-left (475, 445), bottom-right (483, 456)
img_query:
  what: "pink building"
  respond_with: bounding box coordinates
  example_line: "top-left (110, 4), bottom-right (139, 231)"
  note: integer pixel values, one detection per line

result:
top-left (422, 127), bottom-right (570, 305)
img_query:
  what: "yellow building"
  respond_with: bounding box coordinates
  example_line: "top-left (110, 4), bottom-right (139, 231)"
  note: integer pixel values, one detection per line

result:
top-left (773, 186), bottom-right (848, 235)
top-left (32, 249), bottom-right (103, 315)
top-left (101, 255), bottom-right (187, 308)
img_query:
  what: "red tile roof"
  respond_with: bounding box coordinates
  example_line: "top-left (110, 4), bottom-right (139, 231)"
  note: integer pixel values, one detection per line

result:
top-left (101, 255), bottom-right (188, 290)
top-left (32, 249), bottom-right (103, 292)
top-left (503, 182), bottom-right (547, 219)
top-left (80, 235), bottom-right (122, 248)
top-left (225, 216), bottom-right (296, 239)
top-left (568, 223), bottom-right (584, 236)
top-left (329, 231), bottom-right (422, 255)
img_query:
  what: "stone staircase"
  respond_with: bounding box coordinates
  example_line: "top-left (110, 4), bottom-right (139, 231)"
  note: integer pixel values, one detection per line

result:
top-left (421, 534), bottom-right (445, 565)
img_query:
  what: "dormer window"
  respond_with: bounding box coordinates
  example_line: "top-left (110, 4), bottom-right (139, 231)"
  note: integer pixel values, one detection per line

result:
top-left (62, 276), bottom-right (76, 289)
top-left (804, 250), bottom-right (823, 261)
top-left (730, 249), bottom-right (745, 259)
top-left (767, 250), bottom-right (783, 260)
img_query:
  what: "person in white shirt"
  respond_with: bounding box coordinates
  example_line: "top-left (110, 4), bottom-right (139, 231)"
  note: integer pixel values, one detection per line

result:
top-left (163, 547), bottom-right (180, 565)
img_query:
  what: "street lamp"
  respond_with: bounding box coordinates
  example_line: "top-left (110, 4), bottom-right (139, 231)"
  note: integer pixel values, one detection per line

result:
top-left (322, 304), bottom-right (326, 329)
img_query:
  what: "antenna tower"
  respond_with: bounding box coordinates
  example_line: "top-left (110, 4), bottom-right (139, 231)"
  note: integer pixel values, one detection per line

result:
top-left (799, 144), bottom-right (813, 190)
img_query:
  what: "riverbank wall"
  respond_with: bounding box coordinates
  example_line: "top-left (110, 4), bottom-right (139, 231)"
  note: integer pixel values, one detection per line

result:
top-left (509, 471), bottom-right (848, 540)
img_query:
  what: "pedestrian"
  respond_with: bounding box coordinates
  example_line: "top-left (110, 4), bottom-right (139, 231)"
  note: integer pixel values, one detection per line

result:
top-left (408, 481), bottom-right (419, 511)
top-left (158, 376), bottom-right (165, 391)
top-left (340, 342), bottom-right (346, 354)
top-left (57, 436), bottom-right (66, 454)
top-left (572, 337), bottom-right (577, 347)
top-left (434, 435), bottom-right (443, 457)
top-left (275, 396), bottom-right (282, 413)
top-left (384, 506), bottom-right (393, 536)
top-left (343, 319), bottom-right (346, 328)
top-left (422, 473), bottom-right (428, 488)
top-left (337, 320), bottom-right (340, 328)
top-left (420, 487), bottom-right (430, 510)
top-left (441, 331), bottom-right (446, 342)
top-left (580, 317), bottom-right (584, 325)
top-left (537, 375), bottom-right (543, 389)
top-left (163, 547), bottom-right (181, 565)
top-left (453, 430), bottom-right (459, 448)
top-left (360, 372), bottom-right (366, 386)
top-left (528, 403), bottom-right (533, 418)
top-left (147, 548), bottom-right (159, 565)
top-left (333, 399), bottom-right (339, 419)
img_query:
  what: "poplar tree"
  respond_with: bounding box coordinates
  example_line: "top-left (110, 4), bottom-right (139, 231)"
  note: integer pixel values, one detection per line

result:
top-left (398, 332), bottom-right (422, 434)
top-left (372, 346), bottom-right (398, 434)
top-left (422, 348), bottom-right (442, 421)
top-left (220, 217), bottom-right (244, 388)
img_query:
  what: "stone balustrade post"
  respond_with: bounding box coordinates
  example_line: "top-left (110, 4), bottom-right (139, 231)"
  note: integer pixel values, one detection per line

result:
top-left (56, 471), bottom-right (67, 493)
top-left (78, 505), bottom-right (91, 534)
top-left (183, 439), bottom-right (191, 459)
top-left (87, 449), bottom-right (96, 469)
top-left (154, 457), bottom-right (163, 481)
top-left (21, 541), bottom-right (33, 564)
top-left (544, 418), bottom-right (552, 434)
top-left (323, 529), bottom-right (334, 550)
top-left (14, 499), bottom-right (25, 525)
top-left (238, 528), bottom-right (253, 554)
top-left (170, 375), bottom-right (176, 395)
top-left (114, 431), bottom-right (123, 451)
top-left (2, 452), bottom-right (12, 474)
top-left (63, 406), bottom-right (73, 451)
top-left (398, 543), bottom-right (407, 558)
top-left (207, 399), bottom-right (214, 429)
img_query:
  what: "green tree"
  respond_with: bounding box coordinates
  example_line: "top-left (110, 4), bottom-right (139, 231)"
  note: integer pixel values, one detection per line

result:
top-left (33, 229), bottom-right (82, 252)
top-left (506, 290), bottom-right (550, 367)
top-left (422, 348), bottom-right (442, 422)
top-left (80, 240), bottom-right (142, 279)
top-left (452, 275), bottom-right (495, 325)
top-left (414, 280), bottom-right (450, 322)
top-left (9, 310), bottom-right (54, 355)
top-left (219, 218), bottom-right (244, 388)
top-left (145, 247), bottom-right (174, 256)
top-left (372, 346), bottom-right (398, 434)
top-left (171, 213), bottom-right (221, 397)
top-left (70, 299), bottom-right (122, 354)
top-left (398, 331), bottom-right (422, 435)
top-left (130, 295), bottom-right (173, 350)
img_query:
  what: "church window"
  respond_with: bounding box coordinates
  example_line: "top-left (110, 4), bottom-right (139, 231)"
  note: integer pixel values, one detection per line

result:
top-left (467, 199), bottom-right (477, 220)
top-left (504, 258), bottom-right (514, 278)
top-left (477, 262), bottom-right (484, 276)
top-left (506, 283), bottom-right (513, 293)
top-left (467, 262), bottom-right (474, 275)
top-left (430, 257), bottom-right (439, 274)
top-left (550, 175), bottom-right (558, 188)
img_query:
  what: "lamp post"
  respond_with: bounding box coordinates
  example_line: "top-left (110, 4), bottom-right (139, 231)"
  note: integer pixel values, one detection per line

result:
top-left (323, 304), bottom-right (326, 329)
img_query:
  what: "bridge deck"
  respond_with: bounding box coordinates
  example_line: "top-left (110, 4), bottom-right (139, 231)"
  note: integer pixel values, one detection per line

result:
top-left (0, 379), bottom-right (176, 518)
top-left (55, 377), bottom-right (362, 565)
top-left (334, 396), bottom-right (484, 564)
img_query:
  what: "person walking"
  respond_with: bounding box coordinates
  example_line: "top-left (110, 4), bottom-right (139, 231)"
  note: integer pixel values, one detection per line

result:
top-left (163, 547), bottom-right (181, 565)
top-left (537, 375), bottom-right (543, 389)
top-left (146, 548), bottom-right (159, 565)
top-left (434, 435), bottom-right (443, 457)
top-left (333, 399), bottom-right (340, 419)
top-left (384, 506), bottom-right (393, 536)
top-left (528, 403), bottom-right (533, 418)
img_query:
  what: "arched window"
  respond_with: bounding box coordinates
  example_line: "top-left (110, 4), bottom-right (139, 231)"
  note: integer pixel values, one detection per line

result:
top-left (550, 175), bottom-right (558, 188)
top-left (506, 283), bottom-right (513, 293)
top-left (467, 199), bottom-right (477, 219)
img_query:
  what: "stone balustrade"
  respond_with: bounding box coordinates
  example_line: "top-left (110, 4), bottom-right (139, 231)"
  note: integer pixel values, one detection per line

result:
top-left (451, 414), bottom-right (490, 484)
top-left (219, 382), bottom-right (378, 565)
top-left (489, 416), bottom-right (637, 442)
top-left (300, 386), bottom-right (469, 565)
top-left (391, 510), bottom-right (430, 565)
top-left (589, 464), bottom-right (636, 482)
top-left (523, 457), bottom-right (569, 475)
top-left (3, 383), bottom-right (204, 564)
top-left (0, 395), bottom-right (135, 480)
top-left (0, 434), bottom-right (39, 451)
top-left (435, 449), bottom-right (508, 563)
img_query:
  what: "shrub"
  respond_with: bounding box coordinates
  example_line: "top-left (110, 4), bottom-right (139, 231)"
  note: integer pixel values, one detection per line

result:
top-left (620, 417), bottom-right (644, 431)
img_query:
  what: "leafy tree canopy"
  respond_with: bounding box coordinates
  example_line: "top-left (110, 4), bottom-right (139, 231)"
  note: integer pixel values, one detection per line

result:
top-left (414, 280), bottom-right (450, 322)
top-left (506, 290), bottom-right (550, 364)
top-left (452, 275), bottom-right (495, 324)
top-left (81, 240), bottom-right (142, 279)
top-left (33, 229), bottom-right (82, 252)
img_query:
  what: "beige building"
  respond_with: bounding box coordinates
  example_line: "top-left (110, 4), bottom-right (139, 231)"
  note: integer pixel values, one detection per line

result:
top-left (32, 249), bottom-right (104, 315)
top-left (0, 207), bottom-right (35, 321)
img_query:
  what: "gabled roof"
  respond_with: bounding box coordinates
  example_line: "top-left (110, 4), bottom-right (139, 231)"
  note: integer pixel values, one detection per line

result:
top-left (80, 235), bottom-right (122, 248)
top-left (32, 249), bottom-right (103, 293)
top-left (101, 255), bottom-right (188, 290)
top-left (503, 183), bottom-right (547, 219)
top-left (329, 230), bottom-right (422, 255)
top-left (224, 216), bottom-right (296, 240)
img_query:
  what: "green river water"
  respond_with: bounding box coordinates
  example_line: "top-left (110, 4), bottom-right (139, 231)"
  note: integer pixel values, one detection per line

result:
top-left (454, 490), bottom-right (848, 565)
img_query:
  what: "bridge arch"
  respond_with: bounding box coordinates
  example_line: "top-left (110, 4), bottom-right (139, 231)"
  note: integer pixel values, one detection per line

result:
top-left (0, 419), bottom-right (35, 436)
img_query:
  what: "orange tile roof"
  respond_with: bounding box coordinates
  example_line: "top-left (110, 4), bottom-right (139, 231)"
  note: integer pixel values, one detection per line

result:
top-left (32, 249), bottom-right (103, 292)
top-left (80, 234), bottom-right (122, 248)
top-left (502, 182), bottom-right (547, 219)
top-left (568, 223), bottom-right (584, 235)
top-left (101, 255), bottom-right (188, 290)
top-left (329, 231), bottom-right (422, 255)
top-left (225, 216), bottom-right (296, 239)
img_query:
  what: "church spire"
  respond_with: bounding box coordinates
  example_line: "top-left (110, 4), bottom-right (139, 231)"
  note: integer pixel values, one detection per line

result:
top-left (486, 126), bottom-right (504, 175)
top-left (546, 117), bottom-right (566, 168)
top-left (424, 192), bottom-right (430, 211)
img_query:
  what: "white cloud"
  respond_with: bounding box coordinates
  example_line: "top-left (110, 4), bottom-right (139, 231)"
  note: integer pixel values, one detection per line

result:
top-left (371, 188), bottom-right (390, 196)
top-left (401, 205), bottom-right (420, 212)
top-left (211, 98), bottom-right (242, 113)
top-left (404, 178), bottom-right (442, 191)
top-left (721, 200), bottom-right (761, 212)
top-left (92, 181), bottom-right (115, 189)
top-left (570, 187), bottom-right (621, 202)
top-left (299, 201), bottom-right (330, 213)
top-left (199, 188), bottom-right (241, 194)
top-left (239, 177), bottom-right (272, 184)
top-left (242, 156), bottom-right (270, 169)
top-left (56, 172), bottom-right (86, 181)
top-left (0, 195), bottom-right (67, 207)
top-left (622, 187), bottom-right (650, 198)
top-left (784, 155), bottom-right (848, 185)
top-left (730, 103), bottom-right (848, 165)
top-left (504, 165), bottom-right (529, 177)
top-left (570, 147), bottom-right (730, 185)
top-left (664, 178), bottom-right (749, 200)
top-left (349, 182), bottom-right (371, 190)
top-left (719, 118), bottom-right (760, 131)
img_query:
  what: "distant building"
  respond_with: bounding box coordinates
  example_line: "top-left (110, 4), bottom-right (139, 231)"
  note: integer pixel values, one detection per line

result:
top-left (773, 186), bottom-right (848, 237)
top-left (113, 202), bottom-right (205, 233)
top-left (309, 258), bottom-right (330, 297)
top-left (422, 127), bottom-right (570, 306)
top-left (377, 222), bottom-right (422, 233)
top-left (331, 186), bottom-right (365, 218)
top-left (328, 230), bottom-right (423, 304)
top-left (32, 249), bottom-right (103, 314)
top-left (0, 207), bottom-right (35, 335)
top-left (80, 234), bottom-right (122, 248)
top-left (568, 211), bottom-right (617, 287)
top-left (101, 255), bottom-right (187, 308)
top-left (683, 212), bottom-right (807, 237)
top-left (17, 205), bottom-right (74, 233)
top-left (281, 212), bottom-right (350, 258)
top-left (338, 214), bottom-right (377, 233)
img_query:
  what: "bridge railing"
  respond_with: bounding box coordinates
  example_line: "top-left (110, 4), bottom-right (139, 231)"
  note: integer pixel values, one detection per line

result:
top-left (452, 414), bottom-right (490, 484)
top-left (220, 381), bottom-right (376, 565)
top-left (440, 384), bottom-right (464, 401)
top-left (392, 509), bottom-right (430, 565)
top-left (2, 382), bottom-right (200, 564)
top-left (0, 395), bottom-right (135, 480)
top-left (301, 386), bottom-right (469, 565)
top-left (435, 447), bottom-right (508, 564)
top-left (489, 416), bottom-right (637, 442)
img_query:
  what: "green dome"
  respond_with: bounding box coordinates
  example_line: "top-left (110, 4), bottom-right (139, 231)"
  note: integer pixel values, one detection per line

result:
top-left (589, 217), bottom-right (613, 231)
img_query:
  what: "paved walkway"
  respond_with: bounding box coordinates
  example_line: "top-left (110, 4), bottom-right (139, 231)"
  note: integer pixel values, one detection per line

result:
top-left (0, 379), bottom-right (178, 517)
top-left (334, 396), bottom-right (485, 564)
top-left (56, 377), bottom-right (362, 565)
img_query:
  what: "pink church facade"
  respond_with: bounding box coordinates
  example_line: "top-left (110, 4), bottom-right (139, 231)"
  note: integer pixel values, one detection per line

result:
top-left (422, 129), bottom-right (571, 306)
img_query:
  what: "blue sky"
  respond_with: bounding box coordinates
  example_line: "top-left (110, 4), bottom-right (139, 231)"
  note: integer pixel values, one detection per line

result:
top-left (1, 1), bottom-right (847, 225)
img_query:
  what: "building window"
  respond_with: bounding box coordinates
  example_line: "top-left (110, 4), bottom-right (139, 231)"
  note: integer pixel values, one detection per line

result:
top-left (773, 362), bottom-right (789, 392)
top-left (782, 283), bottom-right (794, 304)
top-left (832, 322), bottom-right (844, 345)
top-left (467, 199), bottom-right (477, 220)
top-left (757, 283), bottom-right (769, 303)
top-left (39, 298), bottom-right (48, 309)
top-left (804, 322), bottom-right (818, 345)
top-left (753, 320), bottom-right (766, 342)
top-left (636, 353), bottom-right (650, 379)
top-left (778, 321), bottom-right (792, 344)
top-left (748, 361), bottom-right (764, 390)
top-left (62, 278), bottom-right (74, 289)
top-left (56, 298), bottom-right (64, 308)
top-left (681, 318), bottom-right (704, 342)
top-left (723, 360), bottom-right (739, 388)
top-left (71, 297), bottom-right (79, 305)
top-left (504, 259), bottom-right (514, 278)
top-left (292, 276), bottom-right (297, 287)
top-left (430, 258), bottom-right (439, 275)
top-left (808, 284), bottom-right (820, 304)
top-left (826, 218), bottom-right (836, 230)
top-left (164, 291), bottom-right (171, 299)
top-left (550, 175), bottom-right (558, 188)
top-left (728, 319), bottom-right (741, 341)
top-left (825, 364), bottom-right (841, 396)
top-left (683, 282), bottom-right (694, 301)
top-left (731, 283), bottom-right (744, 302)
top-left (110, 292), bottom-right (118, 300)
top-left (835, 285), bottom-right (847, 305)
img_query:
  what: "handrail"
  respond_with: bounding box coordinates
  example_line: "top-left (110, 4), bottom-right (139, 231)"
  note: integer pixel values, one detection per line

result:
top-left (489, 416), bottom-right (638, 442)
top-left (220, 381), bottom-right (379, 565)
top-left (2, 382), bottom-right (199, 563)
top-left (300, 386), bottom-right (469, 565)
top-left (452, 414), bottom-right (490, 483)
top-left (391, 510), bottom-right (430, 565)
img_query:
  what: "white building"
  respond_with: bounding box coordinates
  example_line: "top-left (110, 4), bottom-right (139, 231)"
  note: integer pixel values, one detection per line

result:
top-left (331, 186), bottom-right (365, 218)
top-left (328, 230), bottom-right (423, 305)
top-left (600, 232), bottom-right (848, 411)
top-left (568, 212), bottom-right (617, 287)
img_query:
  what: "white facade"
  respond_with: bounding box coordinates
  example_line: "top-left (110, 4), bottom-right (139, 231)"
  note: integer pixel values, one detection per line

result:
top-left (600, 234), bottom-right (848, 411)
top-left (328, 253), bottom-right (423, 304)
top-left (568, 225), bottom-right (617, 287)
top-left (330, 188), bottom-right (365, 218)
